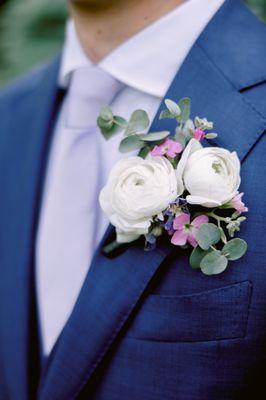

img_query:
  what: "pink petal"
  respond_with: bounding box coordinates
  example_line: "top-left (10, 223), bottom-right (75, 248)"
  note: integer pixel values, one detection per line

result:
top-left (173, 213), bottom-right (190, 230)
top-left (194, 128), bottom-right (205, 141)
top-left (170, 140), bottom-right (183, 153)
top-left (151, 145), bottom-right (164, 156)
top-left (231, 192), bottom-right (248, 213)
top-left (192, 215), bottom-right (209, 227)
top-left (171, 230), bottom-right (188, 246)
top-left (166, 149), bottom-right (177, 158)
top-left (187, 234), bottom-right (198, 248)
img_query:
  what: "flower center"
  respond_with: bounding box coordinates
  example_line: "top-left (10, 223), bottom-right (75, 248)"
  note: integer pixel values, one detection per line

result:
top-left (134, 177), bottom-right (145, 186)
top-left (184, 223), bottom-right (192, 232)
top-left (212, 161), bottom-right (222, 174)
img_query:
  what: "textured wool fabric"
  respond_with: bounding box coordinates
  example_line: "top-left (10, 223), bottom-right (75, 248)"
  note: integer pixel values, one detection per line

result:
top-left (0, 1), bottom-right (265, 399)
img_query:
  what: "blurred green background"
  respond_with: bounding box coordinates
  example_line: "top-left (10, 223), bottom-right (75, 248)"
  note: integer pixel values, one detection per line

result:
top-left (0, 0), bottom-right (265, 87)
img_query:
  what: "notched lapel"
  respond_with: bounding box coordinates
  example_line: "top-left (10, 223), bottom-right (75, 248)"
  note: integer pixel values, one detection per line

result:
top-left (38, 237), bottom-right (171, 400)
top-left (150, 0), bottom-right (266, 162)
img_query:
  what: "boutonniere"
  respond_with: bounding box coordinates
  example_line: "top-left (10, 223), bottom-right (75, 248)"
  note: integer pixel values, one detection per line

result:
top-left (97, 98), bottom-right (248, 276)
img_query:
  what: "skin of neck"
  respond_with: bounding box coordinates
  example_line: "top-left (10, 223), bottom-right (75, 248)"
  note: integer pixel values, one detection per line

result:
top-left (69, 0), bottom-right (186, 63)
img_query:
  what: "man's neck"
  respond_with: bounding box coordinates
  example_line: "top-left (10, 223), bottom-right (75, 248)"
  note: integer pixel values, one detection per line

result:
top-left (69, 0), bottom-right (186, 63)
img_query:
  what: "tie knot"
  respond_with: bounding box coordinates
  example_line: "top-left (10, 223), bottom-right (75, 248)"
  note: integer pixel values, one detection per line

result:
top-left (66, 66), bottom-right (124, 129)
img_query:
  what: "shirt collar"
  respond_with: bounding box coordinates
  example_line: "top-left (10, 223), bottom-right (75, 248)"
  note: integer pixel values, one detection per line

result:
top-left (59, 0), bottom-right (225, 97)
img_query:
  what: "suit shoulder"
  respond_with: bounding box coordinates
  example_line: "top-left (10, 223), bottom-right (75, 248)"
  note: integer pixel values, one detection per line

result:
top-left (198, 0), bottom-right (266, 117)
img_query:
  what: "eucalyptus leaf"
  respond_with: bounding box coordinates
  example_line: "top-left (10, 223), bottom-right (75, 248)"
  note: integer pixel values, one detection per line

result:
top-left (99, 105), bottom-right (113, 121)
top-left (222, 238), bottom-right (247, 260)
top-left (99, 121), bottom-right (124, 140)
top-left (196, 223), bottom-right (221, 250)
top-left (138, 131), bottom-right (170, 142)
top-left (138, 146), bottom-right (150, 159)
top-left (125, 110), bottom-right (150, 135)
top-left (119, 135), bottom-right (144, 153)
top-left (174, 128), bottom-right (187, 148)
top-left (178, 97), bottom-right (191, 122)
top-left (183, 119), bottom-right (195, 139)
top-left (165, 99), bottom-right (181, 117)
top-left (113, 115), bottom-right (127, 129)
top-left (200, 250), bottom-right (228, 275)
top-left (97, 116), bottom-right (113, 130)
top-left (159, 109), bottom-right (176, 120)
top-left (189, 246), bottom-right (212, 269)
top-left (205, 133), bottom-right (218, 139)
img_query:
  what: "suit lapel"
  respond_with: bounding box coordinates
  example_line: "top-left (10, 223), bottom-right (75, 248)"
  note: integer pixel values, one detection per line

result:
top-left (39, 1), bottom-right (265, 399)
top-left (0, 57), bottom-right (61, 399)
top-left (149, 1), bottom-right (266, 162)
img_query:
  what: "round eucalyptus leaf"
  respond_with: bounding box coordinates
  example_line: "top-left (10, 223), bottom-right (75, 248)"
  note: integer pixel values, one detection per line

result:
top-left (205, 133), bottom-right (218, 139)
top-left (139, 131), bottom-right (170, 142)
top-left (113, 115), bottom-right (127, 128)
top-left (165, 99), bottom-right (181, 117)
top-left (119, 135), bottom-right (144, 153)
top-left (159, 109), bottom-right (176, 120)
top-left (178, 97), bottom-right (191, 122)
top-left (196, 223), bottom-right (221, 250)
top-left (189, 246), bottom-right (211, 269)
top-left (99, 105), bottom-right (113, 121)
top-left (125, 110), bottom-right (150, 135)
top-left (102, 126), bottom-right (122, 140)
top-left (200, 250), bottom-right (228, 275)
top-left (97, 116), bottom-right (113, 130)
top-left (138, 146), bottom-right (150, 159)
top-left (222, 238), bottom-right (247, 260)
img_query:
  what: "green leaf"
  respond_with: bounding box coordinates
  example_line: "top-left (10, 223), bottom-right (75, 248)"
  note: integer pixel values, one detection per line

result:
top-left (205, 133), bottom-right (218, 139)
top-left (200, 250), bottom-right (228, 275)
top-left (100, 124), bottom-right (123, 140)
top-left (99, 105), bottom-right (113, 121)
top-left (138, 131), bottom-right (170, 142)
top-left (125, 110), bottom-right (150, 135)
top-left (222, 239), bottom-right (247, 261)
top-left (178, 97), bottom-right (191, 122)
top-left (159, 109), bottom-right (177, 120)
top-left (119, 135), bottom-right (144, 153)
top-left (97, 116), bottom-right (113, 130)
top-left (138, 146), bottom-right (150, 159)
top-left (189, 246), bottom-right (212, 269)
top-left (174, 129), bottom-right (187, 148)
top-left (196, 223), bottom-right (221, 250)
top-left (113, 115), bottom-right (127, 128)
top-left (183, 119), bottom-right (195, 139)
top-left (165, 99), bottom-right (181, 117)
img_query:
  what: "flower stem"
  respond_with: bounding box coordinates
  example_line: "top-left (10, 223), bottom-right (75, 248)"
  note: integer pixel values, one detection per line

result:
top-left (207, 211), bottom-right (229, 223)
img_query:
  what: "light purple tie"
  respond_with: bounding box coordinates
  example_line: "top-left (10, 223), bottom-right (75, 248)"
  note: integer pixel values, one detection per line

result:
top-left (36, 66), bottom-right (123, 355)
top-left (66, 66), bottom-right (123, 129)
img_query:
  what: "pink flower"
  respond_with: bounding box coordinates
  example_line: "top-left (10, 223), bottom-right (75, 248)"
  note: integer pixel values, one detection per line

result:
top-left (151, 138), bottom-right (183, 158)
top-left (171, 213), bottom-right (209, 247)
top-left (231, 192), bottom-right (248, 213)
top-left (194, 128), bottom-right (206, 141)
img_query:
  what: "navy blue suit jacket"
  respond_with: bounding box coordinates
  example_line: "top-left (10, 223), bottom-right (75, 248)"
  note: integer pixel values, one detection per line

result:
top-left (0, 1), bottom-right (266, 399)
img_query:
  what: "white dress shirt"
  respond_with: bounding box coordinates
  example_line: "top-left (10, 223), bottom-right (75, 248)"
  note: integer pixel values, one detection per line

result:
top-left (36, 0), bottom-right (225, 356)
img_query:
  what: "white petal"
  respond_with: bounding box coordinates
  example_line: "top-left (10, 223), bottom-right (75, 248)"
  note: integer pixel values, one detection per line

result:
top-left (177, 139), bottom-right (202, 181)
top-left (186, 195), bottom-right (222, 208)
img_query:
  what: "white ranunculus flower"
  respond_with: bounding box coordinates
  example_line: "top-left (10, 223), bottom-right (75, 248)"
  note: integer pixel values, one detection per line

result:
top-left (177, 139), bottom-right (241, 207)
top-left (100, 155), bottom-right (183, 243)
